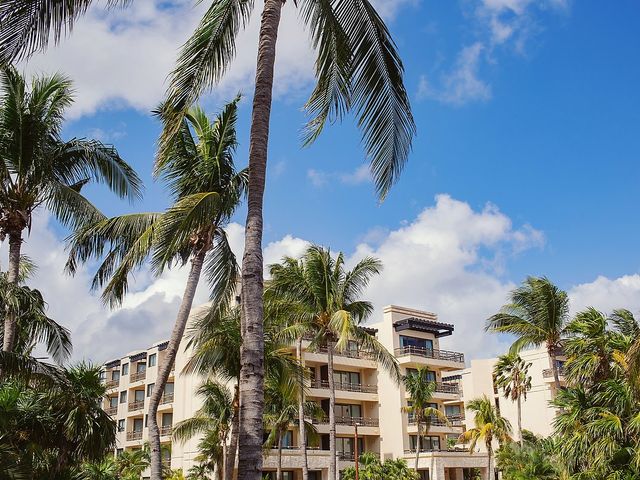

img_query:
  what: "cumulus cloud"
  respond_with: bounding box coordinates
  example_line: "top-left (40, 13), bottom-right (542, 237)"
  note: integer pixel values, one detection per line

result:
top-left (307, 165), bottom-right (372, 188)
top-left (569, 274), bottom-right (640, 315)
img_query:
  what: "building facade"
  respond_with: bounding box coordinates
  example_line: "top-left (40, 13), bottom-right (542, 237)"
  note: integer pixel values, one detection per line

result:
top-left (101, 305), bottom-right (493, 480)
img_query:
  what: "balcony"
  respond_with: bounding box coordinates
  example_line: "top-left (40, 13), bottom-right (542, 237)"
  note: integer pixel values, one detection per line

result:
top-left (316, 345), bottom-right (371, 360)
top-left (160, 425), bottom-right (173, 436)
top-left (105, 379), bottom-right (119, 389)
top-left (130, 371), bottom-right (146, 382)
top-left (408, 413), bottom-right (465, 427)
top-left (105, 406), bottom-right (118, 416)
top-left (434, 382), bottom-right (460, 395)
top-left (128, 400), bottom-right (144, 412)
top-left (316, 416), bottom-right (379, 427)
top-left (160, 393), bottom-right (174, 404)
top-left (310, 380), bottom-right (377, 394)
top-left (394, 346), bottom-right (464, 364)
top-left (338, 451), bottom-right (379, 461)
top-left (403, 447), bottom-right (469, 454)
top-left (127, 431), bottom-right (143, 441)
top-left (542, 367), bottom-right (565, 379)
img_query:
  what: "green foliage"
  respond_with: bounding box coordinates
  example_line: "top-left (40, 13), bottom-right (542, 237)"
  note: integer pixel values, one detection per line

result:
top-left (0, 363), bottom-right (116, 478)
top-left (494, 353), bottom-right (531, 402)
top-left (496, 437), bottom-right (561, 480)
top-left (341, 452), bottom-right (418, 480)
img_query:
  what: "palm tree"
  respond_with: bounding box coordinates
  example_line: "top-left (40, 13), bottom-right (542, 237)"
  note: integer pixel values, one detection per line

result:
top-left (0, 66), bottom-right (142, 355)
top-left (341, 452), bottom-right (418, 480)
top-left (3, 4), bottom-right (417, 478)
top-left (493, 353), bottom-right (531, 445)
top-left (460, 396), bottom-right (512, 480)
top-left (263, 363), bottom-right (322, 480)
top-left (173, 380), bottom-right (234, 480)
top-left (79, 457), bottom-right (118, 480)
top-left (609, 308), bottom-right (640, 394)
top-left (66, 99), bottom-right (246, 479)
top-left (486, 277), bottom-right (569, 391)
top-left (116, 448), bottom-right (151, 480)
top-left (187, 463), bottom-right (213, 480)
top-left (185, 301), bottom-right (298, 480)
top-left (402, 367), bottom-right (449, 471)
top-left (268, 245), bottom-right (400, 480)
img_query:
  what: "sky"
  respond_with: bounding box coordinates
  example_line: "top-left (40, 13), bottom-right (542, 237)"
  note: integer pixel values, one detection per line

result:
top-left (9, 0), bottom-right (640, 364)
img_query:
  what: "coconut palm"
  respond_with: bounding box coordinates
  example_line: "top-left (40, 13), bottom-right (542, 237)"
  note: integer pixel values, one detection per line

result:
top-left (173, 380), bottom-right (234, 480)
top-left (263, 363), bottom-right (322, 480)
top-left (460, 396), bottom-right (512, 480)
top-left (493, 353), bottom-right (531, 445)
top-left (65, 99), bottom-right (246, 479)
top-left (402, 367), bottom-right (449, 471)
top-left (187, 463), bottom-right (213, 480)
top-left (341, 452), bottom-right (418, 480)
top-left (0, 66), bottom-right (141, 355)
top-left (185, 301), bottom-right (298, 480)
top-left (609, 309), bottom-right (640, 395)
top-left (486, 277), bottom-right (569, 391)
top-left (268, 245), bottom-right (400, 480)
top-left (116, 448), bottom-right (151, 480)
top-left (79, 457), bottom-right (118, 480)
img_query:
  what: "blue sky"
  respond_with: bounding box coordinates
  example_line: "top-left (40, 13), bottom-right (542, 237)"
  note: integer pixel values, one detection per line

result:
top-left (16, 0), bottom-right (640, 362)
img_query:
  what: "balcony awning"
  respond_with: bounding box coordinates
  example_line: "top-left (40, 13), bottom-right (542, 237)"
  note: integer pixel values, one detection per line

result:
top-left (129, 352), bottom-right (147, 362)
top-left (104, 359), bottom-right (121, 369)
top-left (393, 317), bottom-right (454, 337)
top-left (157, 341), bottom-right (169, 351)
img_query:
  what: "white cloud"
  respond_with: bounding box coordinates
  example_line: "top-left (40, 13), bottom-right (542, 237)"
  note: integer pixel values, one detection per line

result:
top-left (307, 165), bottom-right (372, 188)
top-left (569, 274), bottom-right (640, 315)
top-left (419, 42), bottom-right (492, 106)
top-left (340, 165), bottom-right (372, 186)
top-left (307, 169), bottom-right (329, 188)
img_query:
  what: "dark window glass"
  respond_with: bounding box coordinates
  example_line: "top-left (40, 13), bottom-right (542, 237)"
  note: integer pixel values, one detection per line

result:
top-left (148, 354), bottom-right (157, 367)
top-left (120, 391), bottom-right (127, 404)
top-left (400, 336), bottom-right (433, 350)
top-left (147, 384), bottom-right (154, 397)
top-left (122, 363), bottom-right (129, 375)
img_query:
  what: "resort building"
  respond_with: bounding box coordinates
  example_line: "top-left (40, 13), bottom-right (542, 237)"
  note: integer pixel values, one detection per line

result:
top-left (456, 347), bottom-right (566, 439)
top-left (100, 304), bottom-right (491, 480)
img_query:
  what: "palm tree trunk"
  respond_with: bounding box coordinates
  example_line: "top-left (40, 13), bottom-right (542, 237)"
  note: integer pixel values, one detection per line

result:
top-left (148, 250), bottom-right (206, 479)
top-left (277, 431), bottom-right (283, 480)
top-left (414, 421), bottom-right (421, 472)
top-left (238, 1), bottom-right (283, 480)
top-left (486, 443), bottom-right (493, 480)
top-left (226, 385), bottom-right (240, 480)
top-left (297, 338), bottom-right (309, 480)
top-left (517, 395), bottom-right (523, 446)
top-left (327, 343), bottom-right (337, 480)
top-left (2, 230), bottom-right (22, 354)
top-left (217, 456), bottom-right (224, 480)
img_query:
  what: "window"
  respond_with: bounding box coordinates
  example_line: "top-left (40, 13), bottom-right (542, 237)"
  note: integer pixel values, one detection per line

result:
top-left (400, 336), bottom-right (433, 351)
top-left (410, 435), bottom-right (440, 451)
top-left (162, 413), bottom-right (173, 427)
top-left (99, 370), bottom-right (106, 381)
top-left (333, 370), bottom-right (361, 385)
top-left (145, 414), bottom-right (148, 427)
top-left (405, 368), bottom-right (436, 382)
top-left (121, 363), bottom-right (129, 376)
top-left (134, 390), bottom-right (145, 402)
top-left (111, 370), bottom-right (120, 381)
top-left (133, 418), bottom-right (143, 432)
top-left (281, 431), bottom-right (293, 448)
top-left (147, 384), bottom-right (154, 397)
top-left (118, 419), bottom-right (125, 432)
top-left (336, 437), bottom-right (364, 457)
top-left (116, 448), bottom-right (124, 456)
top-left (136, 362), bottom-right (146, 373)
top-left (164, 383), bottom-right (174, 394)
top-left (109, 396), bottom-right (118, 408)
top-left (120, 391), bottom-right (127, 404)
top-left (445, 405), bottom-right (461, 417)
top-left (335, 404), bottom-right (361, 419)
top-left (148, 354), bottom-right (157, 367)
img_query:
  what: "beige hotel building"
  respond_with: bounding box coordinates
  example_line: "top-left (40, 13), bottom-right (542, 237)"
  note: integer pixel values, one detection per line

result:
top-left (101, 304), bottom-right (563, 480)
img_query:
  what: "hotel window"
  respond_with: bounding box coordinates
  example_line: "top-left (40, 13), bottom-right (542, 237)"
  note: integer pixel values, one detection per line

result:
top-left (118, 419), bottom-right (125, 432)
top-left (148, 354), bottom-right (157, 367)
top-left (134, 390), bottom-right (145, 403)
top-left (410, 435), bottom-right (441, 451)
top-left (445, 405), bottom-right (461, 417)
top-left (164, 383), bottom-right (174, 395)
top-left (133, 418), bottom-right (143, 433)
top-left (111, 370), bottom-right (120, 381)
top-left (99, 370), bottom-right (106, 381)
top-left (400, 336), bottom-right (433, 351)
top-left (335, 404), bottom-right (361, 419)
top-left (116, 448), bottom-right (124, 456)
top-left (121, 363), bottom-right (129, 375)
top-left (120, 391), bottom-right (127, 403)
top-left (333, 370), bottom-right (361, 385)
top-left (281, 431), bottom-right (293, 448)
top-left (109, 396), bottom-right (118, 408)
top-left (136, 362), bottom-right (146, 373)
top-left (336, 437), bottom-right (364, 457)
top-left (147, 384), bottom-right (154, 397)
top-left (405, 368), bottom-right (436, 382)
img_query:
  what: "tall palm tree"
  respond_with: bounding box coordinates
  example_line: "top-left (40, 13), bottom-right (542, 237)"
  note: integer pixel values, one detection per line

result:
top-left (493, 353), bottom-right (531, 446)
top-left (116, 448), bottom-right (151, 480)
top-left (609, 308), bottom-right (640, 394)
top-left (486, 277), bottom-right (569, 391)
top-left (0, 66), bottom-right (142, 355)
top-left (79, 457), bottom-right (118, 480)
top-left (460, 396), bottom-right (512, 480)
top-left (2, 4), bottom-right (416, 478)
top-left (268, 245), bottom-right (400, 480)
top-left (66, 100), bottom-right (246, 479)
top-left (185, 301), bottom-right (298, 480)
top-left (402, 367), bottom-right (449, 471)
top-left (263, 362), bottom-right (322, 480)
top-left (173, 380), bottom-right (234, 480)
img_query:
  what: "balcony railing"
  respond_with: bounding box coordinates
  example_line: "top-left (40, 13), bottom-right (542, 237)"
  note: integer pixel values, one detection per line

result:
top-left (105, 406), bottom-right (118, 416)
top-left (542, 367), bottom-right (565, 378)
top-left (434, 382), bottom-right (460, 395)
top-left (403, 447), bottom-right (469, 454)
top-left (310, 380), bottom-right (378, 394)
top-left (127, 431), bottom-right (143, 441)
top-left (128, 400), bottom-right (144, 412)
top-left (160, 393), bottom-right (174, 404)
top-left (130, 371), bottom-right (146, 382)
top-left (316, 346), bottom-right (371, 360)
top-left (407, 414), bottom-right (465, 427)
top-left (338, 451), bottom-right (379, 461)
top-left (105, 379), bottom-right (119, 389)
top-left (394, 346), bottom-right (465, 363)
top-left (160, 425), bottom-right (173, 436)
top-left (316, 416), bottom-right (379, 427)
